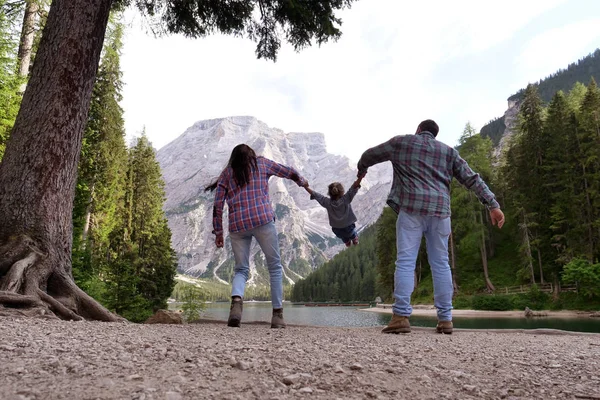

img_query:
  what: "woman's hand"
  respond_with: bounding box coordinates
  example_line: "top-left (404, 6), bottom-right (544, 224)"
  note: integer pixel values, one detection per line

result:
top-left (215, 235), bottom-right (224, 248)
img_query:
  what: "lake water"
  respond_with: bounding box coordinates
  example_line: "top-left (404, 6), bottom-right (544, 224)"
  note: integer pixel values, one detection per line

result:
top-left (196, 302), bottom-right (600, 333)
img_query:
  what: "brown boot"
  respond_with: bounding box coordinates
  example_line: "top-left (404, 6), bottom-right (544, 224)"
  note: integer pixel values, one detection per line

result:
top-left (227, 296), bottom-right (243, 327)
top-left (436, 320), bottom-right (453, 334)
top-left (271, 308), bottom-right (286, 329)
top-left (381, 314), bottom-right (410, 334)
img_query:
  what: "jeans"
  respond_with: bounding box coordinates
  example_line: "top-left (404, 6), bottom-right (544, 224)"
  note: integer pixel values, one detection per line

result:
top-left (393, 210), bottom-right (453, 321)
top-left (229, 221), bottom-right (283, 309)
top-left (331, 223), bottom-right (357, 243)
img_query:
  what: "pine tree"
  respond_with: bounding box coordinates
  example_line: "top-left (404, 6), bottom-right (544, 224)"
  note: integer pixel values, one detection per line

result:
top-left (72, 17), bottom-right (128, 296)
top-left (545, 91), bottom-right (582, 265)
top-left (503, 84), bottom-right (548, 284)
top-left (451, 124), bottom-right (496, 292)
top-left (576, 78), bottom-right (600, 261)
top-left (0, 1), bottom-right (21, 160)
top-left (126, 133), bottom-right (177, 316)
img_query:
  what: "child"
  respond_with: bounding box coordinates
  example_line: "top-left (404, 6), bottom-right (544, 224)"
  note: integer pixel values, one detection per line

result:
top-left (304, 177), bottom-right (362, 247)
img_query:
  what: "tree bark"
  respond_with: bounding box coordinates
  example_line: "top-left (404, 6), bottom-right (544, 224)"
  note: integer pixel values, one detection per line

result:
top-left (521, 211), bottom-right (536, 285)
top-left (537, 248), bottom-right (544, 284)
top-left (478, 212), bottom-right (495, 292)
top-left (0, 0), bottom-right (121, 321)
top-left (17, 0), bottom-right (40, 92)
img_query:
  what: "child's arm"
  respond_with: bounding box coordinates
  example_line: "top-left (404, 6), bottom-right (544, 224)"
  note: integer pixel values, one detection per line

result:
top-left (344, 177), bottom-right (362, 204)
top-left (303, 185), bottom-right (315, 197)
top-left (352, 176), bottom-right (363, 189)
top-left (306, 185), bottom-right (330, 207)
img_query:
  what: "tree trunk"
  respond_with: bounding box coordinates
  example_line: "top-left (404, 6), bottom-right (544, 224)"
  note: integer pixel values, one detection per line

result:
top-left (0, 0), bottom-right (120, 321)
top-left (537, 248), bottom-right (544, 284)
top-left (521, 210), bottom-right (536, 285)
top-left (478, 212), bottom-right (495, 292)
top-left (17, 0), bottom-right (40, 92)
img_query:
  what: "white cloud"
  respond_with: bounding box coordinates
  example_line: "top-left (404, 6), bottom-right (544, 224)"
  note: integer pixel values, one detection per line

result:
top-left (515, 18), bottom-right (600, 86)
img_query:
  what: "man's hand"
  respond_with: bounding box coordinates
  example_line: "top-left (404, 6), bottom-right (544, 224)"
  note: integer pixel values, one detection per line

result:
top-left (215, 235), bottom-right (224, 248)
top-left (490, 208), bottom-right (505, 229)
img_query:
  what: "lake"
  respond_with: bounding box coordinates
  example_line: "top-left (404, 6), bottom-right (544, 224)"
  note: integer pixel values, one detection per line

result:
top-left (194, 302), bottom-right (600, 333)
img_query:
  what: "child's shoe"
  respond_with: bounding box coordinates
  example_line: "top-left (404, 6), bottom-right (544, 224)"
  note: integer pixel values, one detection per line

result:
top-left (352, 236), bottom-right (359, 245)
top-left (344, 241), bottom-right (352, 247)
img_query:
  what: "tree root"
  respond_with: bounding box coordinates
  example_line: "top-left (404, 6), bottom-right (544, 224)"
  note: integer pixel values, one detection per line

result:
top-left (67, 279), bottom-right (125, 322)
top-left (0, 290), bottom-right (43, 307)
top-left (0, 252), bottom-right (38, 292)
top-left (0, 237), bottom-right (125, 322)
top-left (37, 289), bottom-right (83, 321)
top-left (0, 235), bottom-right (42, 276)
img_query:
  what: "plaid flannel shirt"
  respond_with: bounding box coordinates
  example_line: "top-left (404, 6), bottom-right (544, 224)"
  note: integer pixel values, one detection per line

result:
top-left (357, 131), bottom-right (499, 217)
top-left (212, 156), bottom-right (307, 236)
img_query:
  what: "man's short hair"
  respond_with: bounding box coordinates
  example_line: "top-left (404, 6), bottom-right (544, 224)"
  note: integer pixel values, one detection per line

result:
top-left (418, 119), bottom-right (439, 137)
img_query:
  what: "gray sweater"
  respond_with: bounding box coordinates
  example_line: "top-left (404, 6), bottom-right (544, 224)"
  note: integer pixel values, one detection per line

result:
top-left (311, 186), bottom-right (359, 229)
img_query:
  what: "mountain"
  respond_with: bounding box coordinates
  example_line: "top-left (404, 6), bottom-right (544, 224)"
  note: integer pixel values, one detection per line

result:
top-left (157, 116), bottom-right (391, 286)
top-left (481, 48), bottom-right (600, 150)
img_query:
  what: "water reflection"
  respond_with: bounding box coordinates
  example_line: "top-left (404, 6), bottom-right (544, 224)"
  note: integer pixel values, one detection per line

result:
top-left (196, 302), bottom-right (600, 333)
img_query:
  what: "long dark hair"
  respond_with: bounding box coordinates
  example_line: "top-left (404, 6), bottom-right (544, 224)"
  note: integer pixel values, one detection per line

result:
top-left (205, 144), bottom-right (258, 192)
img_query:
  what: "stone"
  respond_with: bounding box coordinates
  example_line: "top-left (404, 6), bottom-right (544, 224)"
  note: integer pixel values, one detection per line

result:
top-left (144, 310), bottom-right (183, 325)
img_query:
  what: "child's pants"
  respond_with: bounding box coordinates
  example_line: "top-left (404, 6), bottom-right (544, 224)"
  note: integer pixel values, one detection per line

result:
top-left (332, 223), bottom-right (357, 243)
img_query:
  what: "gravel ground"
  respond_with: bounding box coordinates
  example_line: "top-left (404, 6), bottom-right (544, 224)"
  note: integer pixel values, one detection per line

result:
top-left (1, 316), bottom-right (600, 400)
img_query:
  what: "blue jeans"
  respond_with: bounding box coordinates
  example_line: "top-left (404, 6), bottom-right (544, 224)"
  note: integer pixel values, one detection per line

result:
top-left (331, 223), bottom-right (357, 243)
top-left (229, 221), bottom-right (283, 309)
top-left (393, 210), bottom-right (453, 321)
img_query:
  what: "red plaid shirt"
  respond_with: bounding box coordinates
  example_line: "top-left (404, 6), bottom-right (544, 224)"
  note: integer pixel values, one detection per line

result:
top-left (212, 157), bottom-right (307, 236)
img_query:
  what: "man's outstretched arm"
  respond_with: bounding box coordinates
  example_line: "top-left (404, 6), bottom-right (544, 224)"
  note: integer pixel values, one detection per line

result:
top-left (357, 137), bottom-right (398, 176)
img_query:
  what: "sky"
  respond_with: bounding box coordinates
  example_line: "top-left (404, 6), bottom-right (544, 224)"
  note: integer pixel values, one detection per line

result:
top-left (120, 0), bottom-right (600, 162)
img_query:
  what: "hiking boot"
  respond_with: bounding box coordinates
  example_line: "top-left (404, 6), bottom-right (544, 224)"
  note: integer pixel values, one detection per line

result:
top-left (381, 314), bottom-right (410, 334)
top-left (271, 308), bottom-right (286, 329)
top-left (436, 320), bottom-right (453, 334)
top-left (227, 296), bottom-right (243, 327)
top-left (352, 236), bottom-right (359, 245)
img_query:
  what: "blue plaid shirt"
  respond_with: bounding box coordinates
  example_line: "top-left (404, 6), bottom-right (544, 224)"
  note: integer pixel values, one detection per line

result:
top-left (357, 131), bottom-right (499, 217)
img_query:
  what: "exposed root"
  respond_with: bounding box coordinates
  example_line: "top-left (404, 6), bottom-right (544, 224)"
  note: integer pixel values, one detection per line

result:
top-left (47, 272), bottom-right (125, 322)
top-left (70, 283), bottom-right (125, 322)
top-left (37, 289), bottom-right (83, 321)
top-left (0, 290), bottom-right (43, 308)
top-left (0, 252), bottom-right (38, 292)
top-left (0, 235), bottom-right (41, 276)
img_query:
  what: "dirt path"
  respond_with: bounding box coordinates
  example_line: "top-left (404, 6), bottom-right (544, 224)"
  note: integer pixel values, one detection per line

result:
top-left (1, 316), bottom-right (599, 399)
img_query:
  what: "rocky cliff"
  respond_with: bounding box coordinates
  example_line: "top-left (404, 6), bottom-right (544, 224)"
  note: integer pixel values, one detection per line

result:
top-left (157, 116), bottom-right (392, 286)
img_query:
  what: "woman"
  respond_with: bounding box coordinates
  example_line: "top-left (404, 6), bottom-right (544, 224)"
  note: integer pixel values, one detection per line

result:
top-left (206, 144), bottom-right (308, 328)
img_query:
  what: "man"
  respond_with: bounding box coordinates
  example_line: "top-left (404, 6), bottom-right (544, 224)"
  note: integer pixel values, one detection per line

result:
top-left (357, 119), bottom-right (505, 334)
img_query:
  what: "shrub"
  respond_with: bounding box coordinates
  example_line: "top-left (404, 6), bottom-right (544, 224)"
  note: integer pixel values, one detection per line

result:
top-left (453, 295), bottom-right (471, 309)
top-left (471, 294), bottom-right (513, 311)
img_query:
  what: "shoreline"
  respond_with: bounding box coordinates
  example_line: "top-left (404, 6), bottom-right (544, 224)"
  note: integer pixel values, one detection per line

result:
top-left (361, 305), bottom-right (600, 319)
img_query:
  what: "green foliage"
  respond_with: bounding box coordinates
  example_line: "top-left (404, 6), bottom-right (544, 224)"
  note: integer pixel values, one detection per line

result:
top-left (375, 207), bottom-right (397, 301)
top-left (562, 259), bottom-right (600, 298)
top-left (481, 49), bottom-right (600, 142)
top-left (173, 282), bottom-right (206, 322)
top-left (479, 116), bottom-right (506, 146)
top-left (509, 49), bottom-right (600, 104)
top-left (125, 0), bottom-right (355, 61)
top-left (291, 221), bottom-right (381, 302)
top-left (511, 285), bottom-right (551, 310)
top-left (471, 294), bottom-right (513, 311)
top-left (0, 1), bottom-right (22, 160)
top-left (71, 16), bottom-right (176, 322)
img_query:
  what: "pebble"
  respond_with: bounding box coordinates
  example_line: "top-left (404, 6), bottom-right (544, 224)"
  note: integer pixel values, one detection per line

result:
top-left (350, 363), bottom-right (363, 371)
